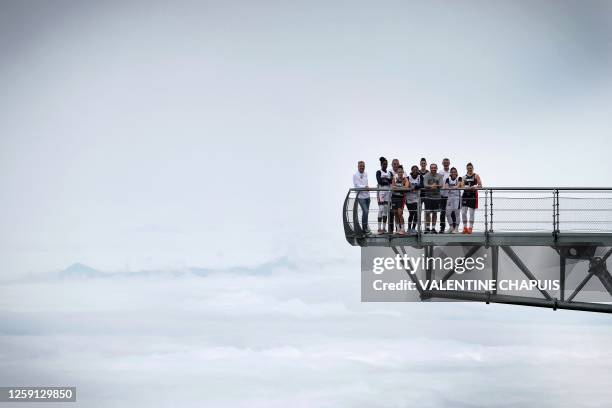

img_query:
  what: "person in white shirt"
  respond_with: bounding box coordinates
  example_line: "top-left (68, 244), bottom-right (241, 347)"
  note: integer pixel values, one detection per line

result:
top-left (352, 161), bottom-right (371, 234)
top-left (439, 157), bottom-right (452, 233)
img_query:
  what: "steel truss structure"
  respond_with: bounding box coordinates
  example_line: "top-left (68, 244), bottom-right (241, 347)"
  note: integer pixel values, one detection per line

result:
top-left (344, 187), bottom-right (612, 313)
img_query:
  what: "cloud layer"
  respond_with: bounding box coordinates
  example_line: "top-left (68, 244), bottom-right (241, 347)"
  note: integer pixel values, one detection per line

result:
top-left (1, 259), bottom-right (611, 407)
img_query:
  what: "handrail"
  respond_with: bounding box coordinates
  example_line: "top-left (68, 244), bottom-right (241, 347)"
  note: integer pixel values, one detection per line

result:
top-left (344, 187), bottom-right (612, 238)
top-left (349, 187), bottom-right (612, 191)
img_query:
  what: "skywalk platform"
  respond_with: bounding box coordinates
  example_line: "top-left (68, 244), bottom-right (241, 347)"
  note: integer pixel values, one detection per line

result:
top-left (344, 187), bottom-right (612, 314)
top-left (347, 231), bottom-right (612, 248)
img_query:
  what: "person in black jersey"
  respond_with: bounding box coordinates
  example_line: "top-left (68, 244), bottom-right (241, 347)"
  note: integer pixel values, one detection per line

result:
top-left (386, 158), bottom-right (400, 233)
top-left (406, 165), bottom-right (422, 232)
top-left (376, 157), bottom-right (392, 234)
top-left (461, 162), bottom-right (483, 234)
top-left (391, 165), bottom-right (408, 235)
top-left (418, 158), bottom-right (429, 231)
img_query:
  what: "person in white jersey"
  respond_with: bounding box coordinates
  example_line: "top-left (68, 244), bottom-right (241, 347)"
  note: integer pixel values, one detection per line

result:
top-left (375, 157), bottom-right (392, 234)
top-left (439, 158), bottom-right (451, 233)
top-left (444, 167), bottom-right (463, 233)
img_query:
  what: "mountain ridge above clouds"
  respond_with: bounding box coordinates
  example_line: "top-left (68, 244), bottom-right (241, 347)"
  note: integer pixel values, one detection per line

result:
top-left (6, 257), bottom-right (303, 283)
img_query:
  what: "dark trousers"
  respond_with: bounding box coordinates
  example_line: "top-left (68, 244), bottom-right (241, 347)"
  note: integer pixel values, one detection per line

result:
top-left (407, 202), bottom-right (418, 230)
top-left (439, 196), bottom-right (448, 230)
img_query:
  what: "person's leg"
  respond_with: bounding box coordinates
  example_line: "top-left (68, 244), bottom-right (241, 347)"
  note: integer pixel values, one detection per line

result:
top-left (446, 205), bottom-right (453, 231)
top-left (431, 204), bottom-right (438, 232)
top-left (451, 210), bottom-right (457, 229)
top-left (382, 203), bottom-right (388, 232)
top-left (388, 202), bottom-right (395, 234)
top-left (398, 208), bottom-right (405, 233)
top-left (358, 198), bottom-right (370, 232)
top-left (469, 207), bottom-right (475, 230)
top-left (377, 200), bottom-right (383, 232)
top-left (394, 208), bottom-right (401, 233)
top-left (461, 205), bottom-right (468, 232)
top-left (408, 203), bottom-right (417, 230)
top-left (357, 198), bottom-right (366, 231)
top-left (439, 197), bottom-right (447, 232)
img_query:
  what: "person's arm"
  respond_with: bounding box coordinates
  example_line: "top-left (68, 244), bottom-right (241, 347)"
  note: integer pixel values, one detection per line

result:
top-left (475, 174), bottom-right (483, 188)
top-left (435, 175), bottom-right (443, 189)
top-left (376, 170), bottom-right (383, 186)
top-left (458, 177), bottom-right (464, 189)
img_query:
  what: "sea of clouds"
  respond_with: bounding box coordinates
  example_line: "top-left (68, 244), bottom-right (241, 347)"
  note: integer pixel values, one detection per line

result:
top-left (1, 254), bottom-right (612, 407)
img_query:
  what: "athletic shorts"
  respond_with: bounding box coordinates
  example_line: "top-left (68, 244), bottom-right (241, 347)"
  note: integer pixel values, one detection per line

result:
top-left (424, 197), bottom-right (440, 211)
top-left (391, 196), bottom-right (405, 210)
top-left (378, 190), bottom-right (391, 203)
top-left (461, 195), bottom-right (478, 209)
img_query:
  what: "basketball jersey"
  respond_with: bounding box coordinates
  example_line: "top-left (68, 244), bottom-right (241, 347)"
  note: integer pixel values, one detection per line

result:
top-left (392, 176), bottom-right (405, 199)
top-left (407, 174), bottom-right (421, 203)
top-left (446, 176), bottom-right (461, 199)
top-left (463, 174), bottom-right (477, 198)
top-left (377, 169), bottom-right (392, 186)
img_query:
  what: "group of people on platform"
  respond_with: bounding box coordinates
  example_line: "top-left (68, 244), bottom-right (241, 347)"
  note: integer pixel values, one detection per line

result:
top-left (352, 157), bottom-right (483, 235)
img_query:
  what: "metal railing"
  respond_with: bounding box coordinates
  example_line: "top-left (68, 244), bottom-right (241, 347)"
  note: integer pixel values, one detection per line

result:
top-left (343, 187), bottom-right (612, 237)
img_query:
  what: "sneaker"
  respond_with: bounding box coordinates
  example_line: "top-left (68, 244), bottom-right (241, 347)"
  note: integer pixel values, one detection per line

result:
top-left (462, 228), bottom-right (468, 234)
top-left (467, 227), bottom-right (473, 234)
top-left (365, 229), bottom-right (372, 235)
top-left (424, 229), bottom-right (431, 234)
top-left (438, 229), bottom-right (444, 234)
top-left (431, 229), bottom-right (438, 234)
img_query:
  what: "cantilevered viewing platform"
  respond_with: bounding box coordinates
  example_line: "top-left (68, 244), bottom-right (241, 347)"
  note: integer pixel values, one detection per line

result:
top-left (344, 187), bottom-right (612, 314)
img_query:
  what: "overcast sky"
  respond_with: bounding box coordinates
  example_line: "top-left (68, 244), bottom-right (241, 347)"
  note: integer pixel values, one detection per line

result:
top-left (1, 1), bottom-right (612, 406)
top-left (1, 0), bottom-right (612, 275)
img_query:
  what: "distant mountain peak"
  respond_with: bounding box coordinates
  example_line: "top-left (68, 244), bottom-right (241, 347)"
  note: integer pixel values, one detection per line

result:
top-left (60, 262), bottom-right (104, 279)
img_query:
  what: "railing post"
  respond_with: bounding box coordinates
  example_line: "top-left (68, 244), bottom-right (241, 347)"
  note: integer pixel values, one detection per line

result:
top-left (489, 189), bottom-right (494, 233)
top-left (555, 189), bottom-right (560, 234)
top-left (387, 186), bottom-right (392, 235)
top-left (352, 191), bottom-right (362, 235)
top-left (484, 189), bottom-right (489, 234)
top-left (417, 193), bottom-right (422, 235)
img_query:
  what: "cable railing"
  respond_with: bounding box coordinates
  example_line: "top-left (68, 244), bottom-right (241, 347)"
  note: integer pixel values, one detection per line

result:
top-left (343, 187), bottom-right (612, 237)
